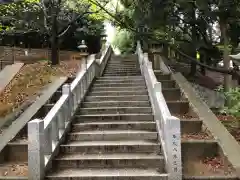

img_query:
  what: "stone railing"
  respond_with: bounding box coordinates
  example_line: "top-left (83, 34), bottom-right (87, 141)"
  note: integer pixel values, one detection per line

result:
top-left (96, 42), bottom-right (112, 76)
top-left (28, 44), bottom-right (113, 180)
top-left (136, 41), bottom-right (182, 180)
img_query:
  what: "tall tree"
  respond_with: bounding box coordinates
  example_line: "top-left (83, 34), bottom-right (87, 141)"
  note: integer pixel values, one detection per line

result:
top-left (0, 0), bottom-right (108, 65)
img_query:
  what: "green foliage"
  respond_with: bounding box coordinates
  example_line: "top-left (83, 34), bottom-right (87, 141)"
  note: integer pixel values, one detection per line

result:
top-left (112, 29), bottom-right (134, 54)
top-left (217, 85), bottom-right (240, 118)
top-left (0, 0), bottom-right (106, 36)
top-left (216, 44), bottom-right (232, 52)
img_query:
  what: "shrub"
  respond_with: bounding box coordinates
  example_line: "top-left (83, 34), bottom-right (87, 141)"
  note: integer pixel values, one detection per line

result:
top-left (217, 85), bottom-right (240, 118)
top-left (112, 29), bottom-right (134, 54)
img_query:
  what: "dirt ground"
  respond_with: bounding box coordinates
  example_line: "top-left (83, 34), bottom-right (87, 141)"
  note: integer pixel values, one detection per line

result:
top-left (0, 162), bottom-right (28, 177)
top-left (184, 156), bottom-right (235, 176)
top-left (0, 59), bottom-right (82, 118)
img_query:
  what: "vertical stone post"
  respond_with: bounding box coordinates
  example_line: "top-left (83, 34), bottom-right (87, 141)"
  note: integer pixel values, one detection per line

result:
top-left (153, 82), bottom-right (162, 117)
top-left (166, 116), bottom-right (182, 180)
top-left (62, 84), bottom-right (72, 119)
top-left (151, 43), bottom-right (163, 71)
top-left (28, 119), bottom-right (45, 180)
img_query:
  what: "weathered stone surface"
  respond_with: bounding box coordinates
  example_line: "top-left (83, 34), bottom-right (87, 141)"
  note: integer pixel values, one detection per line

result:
top-left (0, 63), bottom-right (24, 94)
top-left (28, 119), bottom-right (45, 180)
top-left (191, 83), bottom-right (225, 108)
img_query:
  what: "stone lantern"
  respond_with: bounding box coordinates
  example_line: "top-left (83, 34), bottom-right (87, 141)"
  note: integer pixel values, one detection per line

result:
top-left (102, 36), bottom-right (107, 44)
top-left (78, 40), bottom-right (89, 71)
top-left (100, 33), bottom-right (107, 48)
top-left (229, 50), bottom-right (240, 87)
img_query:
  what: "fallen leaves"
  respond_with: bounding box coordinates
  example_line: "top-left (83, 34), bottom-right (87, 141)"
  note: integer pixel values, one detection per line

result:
top-left (181, 132), bottom-right (213, 140)
top-left (201, 157), bottom-right (234, 175)
top-left (217, 115), bottom-right (237, 121)
top-left (0, 59), bottom-right (82, 118)
top-left (0, 162), bottom-right (28, 176)
top-left (173, 113), bottom-right (197, 119)
top-left (184, 157), bottom-right (235, 176)
top-left (202, 157), bottom-right (224, 169)
top-left (217, 115), bottom-right (240, 143)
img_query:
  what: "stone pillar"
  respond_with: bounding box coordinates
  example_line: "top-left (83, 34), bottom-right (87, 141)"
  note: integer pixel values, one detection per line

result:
top-left (150, 43), bottom-right (163, 70)
top-left (28, 119), bottom-right (45, 180)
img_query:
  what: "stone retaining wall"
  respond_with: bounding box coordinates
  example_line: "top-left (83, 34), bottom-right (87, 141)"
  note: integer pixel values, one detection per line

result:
top-left (0, 46), bottom-right (79, 64)
top-left (191, 83), bottom-right (225, 108)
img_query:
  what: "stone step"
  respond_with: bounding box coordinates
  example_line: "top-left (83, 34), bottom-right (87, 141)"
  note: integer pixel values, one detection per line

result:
top-left (108, 59), bottom-right (137, 61)
top-left (105, 64), bottom-right (138, 67)
top-left (91, 86), bottom-right (147, 92)
top-left (72, 121), bottom-right (156, 131)
top-left (53, 153), bottom-right (164, 169)
top-left (104, 73), bottom-right (141, 76)
top-left (60, 140), bottom-right (161, 154)
top-left (181, 118), bottom-right (203, 134)
top-left (104, 71), bottom-right (141, 75)
top-left (89, 90), bottom-right (148, 96)
top-left (78, 107), bottom-right (152, 115)
top-left (159, 80), bottom-right (176, 88)
top-left (68, 130), bottom-right (157, 141)
top-left (96, 79), bottom-right (144, 83)
top-left (105, 69), bottom-right (139, 72)
top-left (4, 140), bottom-right (28, 162)
top-left (104, 69), bottom-right (140, 71)
top-left (82, 101), bottom-right (150, 108)
top-left (108, 60), bottom-right (137, 62)
top-left (108, 60), bottom-right (138, 62)
top-left (155, 74), bottom-right (171, 81)
top-left (106, 65), bottom-right (139, 67)
top-left (74, 114), bottom-right (154, 123)
top-left (105, 64), bottom-right (139, 67)
top-left (162, 88), bottom-right (181, 101)
top-left (167, 101), bottom-right (189, 114)
top-left (105, 68), bottom-right (140, 70)
top-left (106, 66), bottom-right (139, 68)
top-left (105, 69), bottom-right (139, 71)
top-left (107, 62), bottom-right (138, 64)
top-left (94, 82), bottom-right (145, 87)
top-left (46, 168), bottom-right (168, 180)
top-left (85, 95), bottom-right (149, 102)
top-left (109, 58), bottom-right (138, 63)
top-left (105, 68), bottom-right (139, 71)
top-left (99, 76), bottom-right (143, 80)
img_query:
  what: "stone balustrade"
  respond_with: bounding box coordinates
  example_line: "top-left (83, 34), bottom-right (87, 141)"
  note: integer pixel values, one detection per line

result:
top-left (137, 41), bottom-right (182, 180)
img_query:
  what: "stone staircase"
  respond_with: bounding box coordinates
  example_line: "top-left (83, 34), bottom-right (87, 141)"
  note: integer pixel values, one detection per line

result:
top-left (154, 71), bottom-right (239, 179)
top-left (45, 55), bottom-right (168, 179)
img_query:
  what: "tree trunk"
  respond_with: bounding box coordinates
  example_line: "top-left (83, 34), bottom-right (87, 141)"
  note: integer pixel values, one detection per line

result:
top-left (220, 21), bottom-right (231, 105)
top-left (190, 2), bottom-right (197, 76)
top-left (200, 52), bottom-right (206, 75)
top-left (50, 10), bottom-right (59, 65)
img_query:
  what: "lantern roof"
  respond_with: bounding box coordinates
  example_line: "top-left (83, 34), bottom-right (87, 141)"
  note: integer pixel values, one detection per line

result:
top-left (77, 40), bottom-right (87, 50)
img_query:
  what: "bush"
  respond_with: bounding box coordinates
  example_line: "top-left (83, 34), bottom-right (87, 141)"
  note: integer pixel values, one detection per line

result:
top-left (217, 85), bottom-right (240, 118)
top-left (112, 29), bottom-right (134, 54)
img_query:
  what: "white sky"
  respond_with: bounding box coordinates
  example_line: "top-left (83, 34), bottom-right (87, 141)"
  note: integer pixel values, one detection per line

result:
top-left (104, 21), bottom-right (115, 43)
top-left (104, 20), bottom-right (121, 54)
top-left (103, 0), bottom-right (121, 54)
